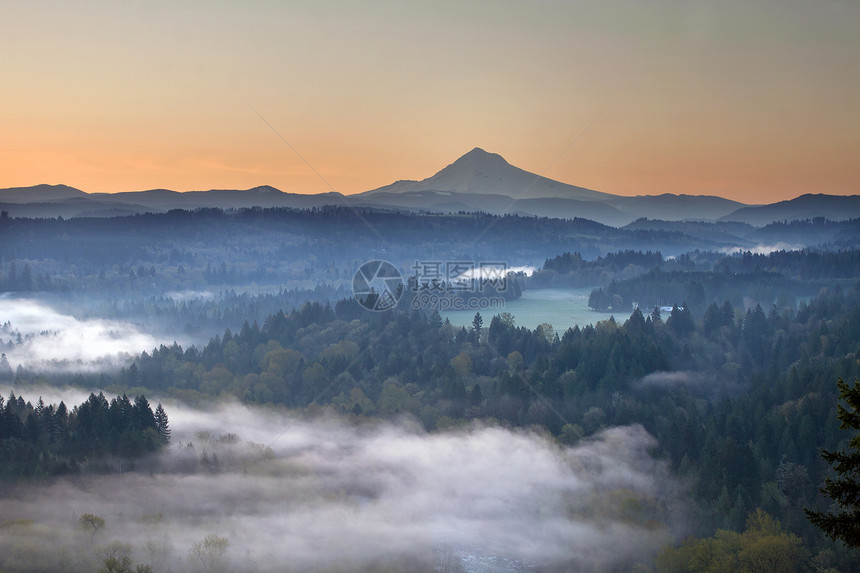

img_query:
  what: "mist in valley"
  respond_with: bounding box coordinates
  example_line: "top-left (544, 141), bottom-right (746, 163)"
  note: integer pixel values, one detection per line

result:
top-left (0, 392), bottom-right (683, 572)
top-left (0, 297), bottom-right (174, 374)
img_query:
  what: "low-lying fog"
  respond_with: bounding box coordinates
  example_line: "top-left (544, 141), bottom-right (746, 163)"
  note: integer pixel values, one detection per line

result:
top-left (0, 391), bottom-right (684, 572)
top-left (0, 297), bottom-right (174, 372)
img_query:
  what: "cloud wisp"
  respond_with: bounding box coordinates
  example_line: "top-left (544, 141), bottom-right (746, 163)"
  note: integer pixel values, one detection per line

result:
top-left (719, 242), bottom-right (804, 256)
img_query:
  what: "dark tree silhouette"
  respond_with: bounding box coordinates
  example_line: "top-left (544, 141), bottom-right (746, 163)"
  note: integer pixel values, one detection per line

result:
top-left (154, 403), bottom-right (171, 445)
top-left (806, 377), bottom-right (860, 547)
top-left (0, 353), bottom-right (12, 381)
top-left (472, 312), bottom-right (483, 345)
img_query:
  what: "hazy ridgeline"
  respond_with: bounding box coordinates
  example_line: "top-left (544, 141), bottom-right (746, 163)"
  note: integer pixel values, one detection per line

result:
top-left (0, 394), bottom-right (681, 572)
top-left (2, 208), bottom-right (858, 303)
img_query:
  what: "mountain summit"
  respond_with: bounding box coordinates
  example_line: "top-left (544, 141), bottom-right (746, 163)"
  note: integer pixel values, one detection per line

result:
top-left (359, 147), bottom-right (609, 202)
top-left (350, 147), bottom-right (756, 224)
top-left (443, 147), bottom-right (511, 171)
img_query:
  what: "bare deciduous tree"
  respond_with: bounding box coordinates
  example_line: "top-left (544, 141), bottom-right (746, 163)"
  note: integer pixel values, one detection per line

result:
top-left (188, 533), bottom-right (230, 573)
top-left (79, 513), bottom-right (105, 544)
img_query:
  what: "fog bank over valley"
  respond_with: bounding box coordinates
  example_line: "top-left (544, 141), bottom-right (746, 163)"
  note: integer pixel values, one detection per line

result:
top-left (0, 395), bottom-right (683, 572)
top-left (0, 297), bottom-right (183, 373)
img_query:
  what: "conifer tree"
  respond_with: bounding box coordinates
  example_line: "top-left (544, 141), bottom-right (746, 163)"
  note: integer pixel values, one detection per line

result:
top-left (0, 353), bottom-right (12, 381)
top-left (806, 377), bottom-right (860, 547)
top-left (154, 403), bottom-right (171, 445)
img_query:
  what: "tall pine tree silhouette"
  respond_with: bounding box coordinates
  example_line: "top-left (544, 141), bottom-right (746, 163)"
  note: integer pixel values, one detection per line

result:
top-left (806, 377), bottom-right (860, 546)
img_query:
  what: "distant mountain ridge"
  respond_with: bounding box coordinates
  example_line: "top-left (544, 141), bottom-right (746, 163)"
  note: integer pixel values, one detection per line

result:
top-left (2, 149), bottom-right (858, 226)
top-left (718, 194), bottom-right (860, 226)
top-left (0, 184), bottom-right (346, 217)
top-left (0, 183), bottom-right (87, 202)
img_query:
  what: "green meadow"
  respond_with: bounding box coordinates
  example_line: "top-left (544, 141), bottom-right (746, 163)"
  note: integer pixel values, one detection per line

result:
top-left (441, 287), bottom-right (619, 332)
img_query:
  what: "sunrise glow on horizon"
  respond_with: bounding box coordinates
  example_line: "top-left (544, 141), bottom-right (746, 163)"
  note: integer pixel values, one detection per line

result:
top-left (2, 1), bottom-right (858, 204)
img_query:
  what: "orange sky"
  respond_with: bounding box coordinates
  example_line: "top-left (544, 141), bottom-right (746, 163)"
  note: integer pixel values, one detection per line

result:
top-left (2, 1), bottom-right (858, 203)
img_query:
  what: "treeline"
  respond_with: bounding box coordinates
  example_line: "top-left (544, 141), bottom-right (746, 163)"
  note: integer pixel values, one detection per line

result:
top-left (588, 268), bottom-right (809, 313)
top-left (530, 249), bottom-right (664, 287)
top-left (85, 283), bottom-right (351, 336)
top-left (543, 249), bottom-right (663, 273)
top-left (0, 206), bottom-right (787, 298)
top-left (0, 392), bottom-right (170, 478)
top-left (105, 298), bottom-right (669, 426)
top-left (752, 217), bottom-right (860, 248)
top-left (0, 261), bottom-right (53, 292)
top-left (535, 247), bottom-right (860, 301)
top-left (622, 217), bottom-right (860, 250)
top-left (714, 248), bottom-right (860, 279)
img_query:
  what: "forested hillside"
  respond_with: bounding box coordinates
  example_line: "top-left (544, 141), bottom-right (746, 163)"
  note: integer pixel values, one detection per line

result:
top-left (11, 280), bottom-right (859, 567)
top-left (3, 212), bottom-right (860, 570)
